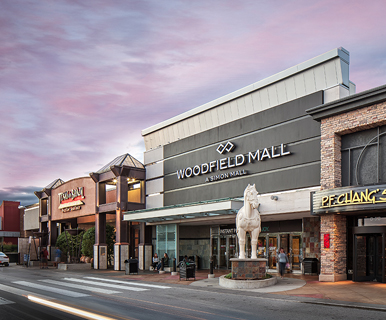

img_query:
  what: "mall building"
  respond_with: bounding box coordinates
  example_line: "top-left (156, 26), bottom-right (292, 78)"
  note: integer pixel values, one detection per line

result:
top-left (33, 154), bottom-right (147, 270)
top-left (123, 47), bottom-right (357, 276)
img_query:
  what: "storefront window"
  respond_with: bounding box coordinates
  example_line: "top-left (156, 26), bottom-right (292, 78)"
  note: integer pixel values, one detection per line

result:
top-left (156, 224), bottom-right (177, 260)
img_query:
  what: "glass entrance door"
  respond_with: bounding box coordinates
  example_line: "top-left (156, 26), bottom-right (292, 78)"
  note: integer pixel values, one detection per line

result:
top-left (354, 234), bottom-right (385, 282)
top-left (291, 235), bottom-right (302, 271)
top-left (268, 236), bottom-right (278, 269)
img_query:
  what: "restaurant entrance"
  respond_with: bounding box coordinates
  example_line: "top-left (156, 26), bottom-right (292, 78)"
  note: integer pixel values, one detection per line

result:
top-left (353, 226), bottom-right (386, 283)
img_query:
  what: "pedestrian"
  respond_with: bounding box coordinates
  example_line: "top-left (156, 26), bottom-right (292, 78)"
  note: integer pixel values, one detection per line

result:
top-left (40, 247), bottom-right (49, 269)
top-left (277, 247), bottom-right (288, 279)
top-left (152, 253), bottom-right (159, 271)
top-left (54, 247), bottom-right (62, 267)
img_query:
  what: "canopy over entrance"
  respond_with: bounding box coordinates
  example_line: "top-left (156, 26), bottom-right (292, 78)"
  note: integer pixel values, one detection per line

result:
top-left (123, 198), bottom-right (243, 224)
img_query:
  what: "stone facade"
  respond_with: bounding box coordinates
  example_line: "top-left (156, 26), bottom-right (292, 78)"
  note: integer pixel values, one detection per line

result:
top-left (318, 99), bottom-right (386, 281)
top-left (320, 101), bottom-right (386, 190)
top-left (231, 258), bottom-right (267, 280)
top-left (319, 214), bottom-right (347, 281)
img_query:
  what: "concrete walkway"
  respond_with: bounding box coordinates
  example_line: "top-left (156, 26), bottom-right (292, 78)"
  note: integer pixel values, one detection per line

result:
top-left (115, 269), bottom-right (386, 308)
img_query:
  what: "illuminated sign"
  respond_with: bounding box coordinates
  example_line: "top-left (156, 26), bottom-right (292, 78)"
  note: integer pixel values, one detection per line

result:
top-left (58, 187), bottom-right (85, 212)
top-left (311, 184), bottom-right (386, 215)
top-left (176, 142), bottom-right (290, 182)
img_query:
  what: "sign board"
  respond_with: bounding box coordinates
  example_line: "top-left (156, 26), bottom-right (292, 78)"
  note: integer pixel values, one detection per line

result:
top-left (311, 184), bottom-right (386, 215)
top-left (58, 186), bottom-right (85, 212)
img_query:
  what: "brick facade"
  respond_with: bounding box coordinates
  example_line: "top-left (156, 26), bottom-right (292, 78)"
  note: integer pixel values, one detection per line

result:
top-left (318, 100), bottom-right (386, 281)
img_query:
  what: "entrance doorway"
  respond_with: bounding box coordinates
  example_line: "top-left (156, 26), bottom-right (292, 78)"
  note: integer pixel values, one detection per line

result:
top-left (216, 234), bottom-right (237, 269)
top-left (353, 227), bottom-right (386, 283)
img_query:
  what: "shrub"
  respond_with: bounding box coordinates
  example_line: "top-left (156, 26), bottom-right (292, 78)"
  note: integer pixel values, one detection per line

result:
top-left (81, 225), bottom-right (115, 264)
top-left (55, 230), bottom-right (84, 261)
top-left (0, 242), bottom-right (17, 253)
top-left (225, 272), bottom-right (232, 279)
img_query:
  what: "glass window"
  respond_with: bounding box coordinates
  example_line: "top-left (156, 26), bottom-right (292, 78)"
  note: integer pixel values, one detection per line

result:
top-left (156, 224), bottom-right (177, 260)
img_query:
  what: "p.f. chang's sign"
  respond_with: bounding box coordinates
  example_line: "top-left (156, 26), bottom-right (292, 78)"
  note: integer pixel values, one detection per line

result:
top-left (58, 187), bottom-right (85, 213)
top-left (311, 184), bottom-right (386, 215)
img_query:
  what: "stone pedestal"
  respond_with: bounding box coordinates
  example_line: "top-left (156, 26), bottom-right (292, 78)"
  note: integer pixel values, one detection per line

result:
top-left (231, 258), bottom-right (268, 280)
top-left (114, 244), bottom-right (129, 271)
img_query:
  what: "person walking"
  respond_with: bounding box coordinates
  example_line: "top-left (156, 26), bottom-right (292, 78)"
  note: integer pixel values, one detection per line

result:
top-left (277, 247), bottom-right (289, 279)
top-left (54, 247), bottom-right (62, 268)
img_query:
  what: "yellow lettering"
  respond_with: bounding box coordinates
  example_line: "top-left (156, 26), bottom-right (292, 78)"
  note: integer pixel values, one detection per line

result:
top-left (368, 190), bottom-right (377, 204)
top-left (329, 195), bottom-right (335, 207)
top-left (360, 189), bottom-right (369, 202)
top-left (380, 189), bottom-right (386, 201)
top-left (337, 193), bottom-right (345, 204)
top-left (352, 192), bottom-right (360, 203)
top-left (321, 196), bottom-right (329, 207)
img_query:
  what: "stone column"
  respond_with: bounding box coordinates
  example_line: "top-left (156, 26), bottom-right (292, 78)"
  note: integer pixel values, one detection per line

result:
top-left (94, 213), bottom-right (107, 269)
top-left (139, 244), bottom-right (152, 271)
top-left (319, 214), bottom-right (347, 282)
top-left (114, 243), bottom-right (129, 271)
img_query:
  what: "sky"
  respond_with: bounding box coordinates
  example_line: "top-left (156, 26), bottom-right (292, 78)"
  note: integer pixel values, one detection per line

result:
top-left (1, 0), bottom-right (386, 206)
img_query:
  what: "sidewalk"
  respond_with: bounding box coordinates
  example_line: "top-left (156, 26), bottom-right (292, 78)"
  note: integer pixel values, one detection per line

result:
top-left (111, 268), bottom-right (386, 308)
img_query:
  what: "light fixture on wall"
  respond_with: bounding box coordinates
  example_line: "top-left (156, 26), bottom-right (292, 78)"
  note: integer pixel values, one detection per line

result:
top-left (270, 195), bottom-right (278, 201)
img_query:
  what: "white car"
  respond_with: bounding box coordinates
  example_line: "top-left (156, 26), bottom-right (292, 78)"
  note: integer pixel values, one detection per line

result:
top-left (0, 252), bottom-right (9, 266)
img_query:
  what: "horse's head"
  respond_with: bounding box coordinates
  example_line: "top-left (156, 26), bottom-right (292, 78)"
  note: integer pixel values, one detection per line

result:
top-left (244, 184), bottom-right (259, 209)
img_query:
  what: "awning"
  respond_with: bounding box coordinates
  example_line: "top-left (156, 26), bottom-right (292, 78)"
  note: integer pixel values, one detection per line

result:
top-left (123, 198), bottom-right (243, 223)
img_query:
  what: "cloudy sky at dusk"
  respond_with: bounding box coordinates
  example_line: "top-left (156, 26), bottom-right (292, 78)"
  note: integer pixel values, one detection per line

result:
top-left (1, 0), bottom-right (386, 206)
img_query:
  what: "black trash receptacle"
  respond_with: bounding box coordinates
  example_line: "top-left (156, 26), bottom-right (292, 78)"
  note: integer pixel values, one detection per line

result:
top-left (125, 258), bottom-right (138, 275)
top-left (179, 261), bottom-right (196, 280)
top-left (303, 258), bottom-right (319, 274)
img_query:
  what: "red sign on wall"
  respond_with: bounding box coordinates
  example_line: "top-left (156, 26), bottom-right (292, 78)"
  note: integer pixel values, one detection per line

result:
top-left (324, 233), bottom-right (330, 248)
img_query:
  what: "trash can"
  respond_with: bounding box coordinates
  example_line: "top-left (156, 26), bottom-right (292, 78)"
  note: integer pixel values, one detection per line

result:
top-left (179, 261), bottom-right (196, 280)
top-left (303, 258), bottom-right (319, 274)
top-left (125, 258), bottom-right (138, 275)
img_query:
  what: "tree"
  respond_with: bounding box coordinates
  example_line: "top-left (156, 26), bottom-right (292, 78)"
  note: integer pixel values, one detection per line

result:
top-left (55, 230), bottom-right (84, 262)
top-left (81, 225), bottom-right (115, 264)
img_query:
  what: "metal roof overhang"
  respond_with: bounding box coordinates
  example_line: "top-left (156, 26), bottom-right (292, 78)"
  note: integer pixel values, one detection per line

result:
top-left (123, 198), bottom-right (243, 224)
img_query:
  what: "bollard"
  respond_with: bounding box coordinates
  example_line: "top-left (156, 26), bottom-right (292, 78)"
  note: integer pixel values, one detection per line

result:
top-left (210, 260), bottom-right (213, 275)
top-left (173, 258), bottom-right (176, 272)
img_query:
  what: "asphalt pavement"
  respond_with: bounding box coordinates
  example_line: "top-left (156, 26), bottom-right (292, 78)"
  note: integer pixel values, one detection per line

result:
top-left (7, 263), bottom-right (386, 312)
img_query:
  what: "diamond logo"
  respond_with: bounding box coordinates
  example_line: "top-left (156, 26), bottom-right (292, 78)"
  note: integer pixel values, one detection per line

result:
top-left (216, 141), bottom-right (235, 154)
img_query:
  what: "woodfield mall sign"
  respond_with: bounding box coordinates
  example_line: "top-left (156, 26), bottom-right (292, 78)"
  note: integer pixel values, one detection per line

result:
top-left (176, 141), bottom-right (291, 183)
top-left (58, 187), bottom-right (85, 213)
top-left (311, 184), bottom-right (386, 215)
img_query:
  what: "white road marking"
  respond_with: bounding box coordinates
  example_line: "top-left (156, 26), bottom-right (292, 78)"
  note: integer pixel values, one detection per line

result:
top-left (13, 281), bottom-right (89, 298)
top-left (0, 283), bottom-right (53, 300)
top-left (63, 278), bottom-right (148, 292)
top-left (0, 296), bottom-right (14, 305)
top-left (84, 277), bottom-right (172, 289)
top-left (39, 279), bottom-right (122, 294)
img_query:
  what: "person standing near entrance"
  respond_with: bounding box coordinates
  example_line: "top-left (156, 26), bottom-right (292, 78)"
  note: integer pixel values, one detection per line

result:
top-left (40, 247), bottom-right (49, 269)
top-left (277, 247), bottom-right (288, 279)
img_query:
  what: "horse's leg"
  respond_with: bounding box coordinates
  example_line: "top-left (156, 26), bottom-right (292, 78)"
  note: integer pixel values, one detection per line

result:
top-left (251, 228), bottom-right (259, 259)
top-left (238, 228), bottom-right (246, 259)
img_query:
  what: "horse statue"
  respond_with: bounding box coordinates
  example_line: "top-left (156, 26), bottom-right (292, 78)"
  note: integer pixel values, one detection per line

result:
top-left (236, 184), bottom-right (261, 259)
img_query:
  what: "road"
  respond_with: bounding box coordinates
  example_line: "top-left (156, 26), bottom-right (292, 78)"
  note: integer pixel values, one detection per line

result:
top-left (0, 266), bottom-right (384, 320)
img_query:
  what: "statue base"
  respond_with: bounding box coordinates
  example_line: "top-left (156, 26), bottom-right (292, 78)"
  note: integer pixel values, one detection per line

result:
top-left (230, 258), bottom-right (268, 280)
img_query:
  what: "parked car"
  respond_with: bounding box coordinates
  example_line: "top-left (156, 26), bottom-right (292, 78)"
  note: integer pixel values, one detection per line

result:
top-left (0, 252), bottom-right (9, 266)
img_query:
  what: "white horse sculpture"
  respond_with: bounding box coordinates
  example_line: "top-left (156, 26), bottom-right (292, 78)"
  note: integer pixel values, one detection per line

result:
top-left (236, 184), bottom-right (261, 259)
